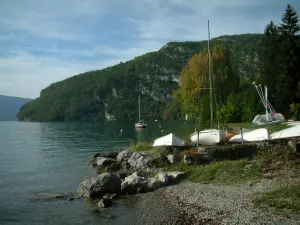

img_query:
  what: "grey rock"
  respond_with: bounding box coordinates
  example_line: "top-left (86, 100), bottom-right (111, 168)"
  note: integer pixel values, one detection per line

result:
top-left (97, 197), bottom-right (113, 208)
top-left (117, 149), bottom-right (133, 162)
top-left (96, 157), bottom-right (117, 167)
top-left (158, 172), bottom-right (170, 184)
top-left (147, 178), bottom-right (161, 190)
top-left (121, 172), bottom-right (148, 194)
top-left (128, 152), bottom-right (156, 169)
top-left (167, 154), bottom-right (181, 164)
top-left (77, 172), bottom-right (121, 198)
top-left (33, 193), bottom-right (65, 199)
top-left (158, 171), bottom-right (186, 184)
top-left (105, 162), bottom-right (121, 172)
top-left (93, 151), bottom-right (119, 159)
top-left (88, 158), bottom-right (98, 167)
top-left (103, 193), bottom-right (117, 200)
top-left (121, 172), bottom-right (162, 194)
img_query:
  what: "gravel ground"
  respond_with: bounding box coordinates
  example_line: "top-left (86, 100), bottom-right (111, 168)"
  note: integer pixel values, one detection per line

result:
top-left (157, 178), bottom-right (300, 225)
top-left (105, 176), bottom-right (300, 224)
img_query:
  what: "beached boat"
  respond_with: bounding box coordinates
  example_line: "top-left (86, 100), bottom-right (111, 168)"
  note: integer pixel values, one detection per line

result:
top-left (229, 128), bottom-right (270, 143)
top-left (189, 20), bottom-right (226, 146)
top-left (152, 133), bottom-right (185, 147)
top-left (190, 129), bottom-right (226, 146)
top-left (270, 124), bottom-right (300, 140)
top-left (252, 82), bottom-right (285, 125)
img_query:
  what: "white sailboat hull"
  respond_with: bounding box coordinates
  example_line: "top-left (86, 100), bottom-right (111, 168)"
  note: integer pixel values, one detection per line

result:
top-left (270, 124), bottom-right (300, 140)
top-left (190, 129), bottom-right (226, 145)
top-left (229, 128), bottom-right (270, 143)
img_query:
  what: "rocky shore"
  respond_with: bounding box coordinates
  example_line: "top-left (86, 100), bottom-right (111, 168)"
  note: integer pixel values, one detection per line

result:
top-left (76, 144), bottom-right (300, 225)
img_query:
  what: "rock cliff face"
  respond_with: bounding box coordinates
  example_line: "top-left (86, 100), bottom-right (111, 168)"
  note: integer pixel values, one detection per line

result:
top-left (17, 34), bottom-right (262, 122)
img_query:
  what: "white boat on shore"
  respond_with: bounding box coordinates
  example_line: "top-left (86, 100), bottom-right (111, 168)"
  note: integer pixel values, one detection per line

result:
top-left (229, 128), bottom-right (270, 143)
top-left (190, 129), bottom-right (226, 146)
top-left (153, 133), bottom-right (185, 147)
top-left (270, 125), bottom-right (300, 140)
top-left (189, 21), bottom-right (226, 146)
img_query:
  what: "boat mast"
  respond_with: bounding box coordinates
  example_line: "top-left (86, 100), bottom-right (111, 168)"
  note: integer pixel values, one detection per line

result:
top-left (138, 95), bottom-right (141, 122)
top-left (208, 20), bottom-right (213, 129)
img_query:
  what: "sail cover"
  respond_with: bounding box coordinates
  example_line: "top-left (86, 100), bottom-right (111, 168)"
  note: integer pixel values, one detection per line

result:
top-left (152, 133), bottom-right (185, 147)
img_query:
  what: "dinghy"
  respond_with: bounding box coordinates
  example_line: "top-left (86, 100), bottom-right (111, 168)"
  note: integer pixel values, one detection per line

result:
top-left (270, 125), bottom-right (300, 140)
top-left (190, 129), bottom-right (226, 146)
top-left (229, 128), bottom-right (270, 143)
top-left (189, 20), bottom-right (226, 146)
top-left (152, 133), bottom-right (185, 147)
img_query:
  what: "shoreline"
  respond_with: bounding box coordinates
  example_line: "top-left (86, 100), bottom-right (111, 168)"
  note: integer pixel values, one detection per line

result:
top-left (78, 143), bottom-right (300, 225)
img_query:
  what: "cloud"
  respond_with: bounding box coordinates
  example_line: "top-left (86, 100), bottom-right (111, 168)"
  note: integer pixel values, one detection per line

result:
top-left (0, 0), bottom-right (299, 98)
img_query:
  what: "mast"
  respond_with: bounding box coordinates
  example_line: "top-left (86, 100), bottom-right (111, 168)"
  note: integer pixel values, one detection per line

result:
top-left (138, 95), bottom-right (141, 122)
top-left (265, 86), bottom-right (269, 122)
top-left (208, 20), bottom-right (213, 128)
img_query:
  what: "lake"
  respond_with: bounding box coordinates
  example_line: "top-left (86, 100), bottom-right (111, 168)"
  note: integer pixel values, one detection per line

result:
top-left (0, 121), bottom-right (194, 225)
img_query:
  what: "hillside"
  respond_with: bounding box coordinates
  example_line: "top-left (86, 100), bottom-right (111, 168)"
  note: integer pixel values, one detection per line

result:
top-left (0, 95), bottom-right (32, 121)
top-left (17, 34), bottom-right (262, 122)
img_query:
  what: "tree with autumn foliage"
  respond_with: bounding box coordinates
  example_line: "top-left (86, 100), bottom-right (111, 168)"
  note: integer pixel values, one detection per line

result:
top-left (175, 44), bottom-right (239, 127)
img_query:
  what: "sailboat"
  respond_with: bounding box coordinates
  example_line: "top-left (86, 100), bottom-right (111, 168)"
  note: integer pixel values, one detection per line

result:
top-left (189, 20), bottom-right (226, 146)
top-left (135, 95), bottom-right (147, 128)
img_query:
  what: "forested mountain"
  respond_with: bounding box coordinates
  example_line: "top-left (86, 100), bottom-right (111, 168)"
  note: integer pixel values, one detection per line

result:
top-left (17, 34), bottom-right (262, 122)
top-left (174, 4), bottom-right (300, 127)
top-left (0, 95), bottom-right (31, 121)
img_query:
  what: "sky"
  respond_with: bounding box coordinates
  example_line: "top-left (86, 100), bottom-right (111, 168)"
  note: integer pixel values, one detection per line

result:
top-left (0, 0), bottom-right (299, 98)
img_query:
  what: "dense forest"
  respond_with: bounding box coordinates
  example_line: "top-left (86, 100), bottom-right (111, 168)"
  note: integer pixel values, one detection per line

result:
top-left (17, 4), bottom-right (300, 123)
top-left (174, 4), bottom-right (300, 127)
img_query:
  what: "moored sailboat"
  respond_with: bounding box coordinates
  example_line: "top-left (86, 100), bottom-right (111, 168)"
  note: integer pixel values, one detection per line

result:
top-left (135, 95), bottom-right (147, 128)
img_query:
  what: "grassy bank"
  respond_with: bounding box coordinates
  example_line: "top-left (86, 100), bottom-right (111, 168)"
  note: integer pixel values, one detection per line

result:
top-left (164, 159), bottom-right (260, 185)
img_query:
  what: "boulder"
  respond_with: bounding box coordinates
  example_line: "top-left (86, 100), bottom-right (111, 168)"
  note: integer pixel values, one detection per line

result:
top-left (127, 152), bottom-right (156, 169)
top-left (121, 172), bottom-right (162, 194)
top-left (167, 154), bottom-right (180, 164)
top-left (97, 197), bottom-right (113, 208)
top-left (88, 158), bottom-right (98, 167)
top-left (93, 151), bottom-right (119, 159)
top-left (105, 162), bottom-right (121, 172)
top-left (103, 193), bottom-right (117, 200)
top-left (89, 157), bottom-right (117, 168)
top-left (77, 172), bottom-right (121, 198)
top-left (147, 178), bottom-right (161, 190)
top-left (157, 172), bottom-right (186, 184)
top-left (96, 157), bottom-right (117, 167)
top-left (158, 172), bottom-right (169, 184)
top-left (117, 149), bottom-right (133, 162)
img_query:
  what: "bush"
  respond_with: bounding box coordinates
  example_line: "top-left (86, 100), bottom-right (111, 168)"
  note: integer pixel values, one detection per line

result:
top-left (202, 144), bottom-right (260, 161)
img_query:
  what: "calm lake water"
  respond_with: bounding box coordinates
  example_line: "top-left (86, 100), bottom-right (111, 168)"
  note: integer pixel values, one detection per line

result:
top-left (0, 121), bottom-right (193, 225)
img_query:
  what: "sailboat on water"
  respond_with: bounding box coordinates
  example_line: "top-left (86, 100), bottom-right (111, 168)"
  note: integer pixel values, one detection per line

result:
top-left (135, 95), bottom-right (147, 128)
top-left (189, 20), bottom-right (226, 146)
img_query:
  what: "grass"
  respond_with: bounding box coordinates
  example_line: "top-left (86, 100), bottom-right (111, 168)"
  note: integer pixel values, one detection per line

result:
top-left (163, 159), bottom-right (260, 185)
top-left (162, 144), bottom-right (299, 185)
top-left (130, 142), bottom-right (154, 152)
top-left (254, 183), bottom-right (300, 212)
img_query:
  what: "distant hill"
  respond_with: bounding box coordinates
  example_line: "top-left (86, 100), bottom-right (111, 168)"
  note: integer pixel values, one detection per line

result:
top-left (0, 95), bottom-right (32, 121)
top-left (17, 34), bottom-right (262, 122)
